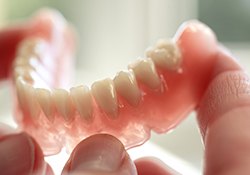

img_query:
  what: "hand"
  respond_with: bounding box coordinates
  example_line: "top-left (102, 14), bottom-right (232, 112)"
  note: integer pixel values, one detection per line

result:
top-left (1, 47), bottom-right (250, 175)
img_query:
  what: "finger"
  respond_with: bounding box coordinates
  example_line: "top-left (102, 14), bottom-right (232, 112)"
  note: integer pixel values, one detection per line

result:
top-left (197, 47), bottom-right (250, 174)
top-left (0, 132), bottom-right (53, 175)
top-left (62, 134), bottom-right (137, 175)
top-left (135, 157), bottom-right (180, 175)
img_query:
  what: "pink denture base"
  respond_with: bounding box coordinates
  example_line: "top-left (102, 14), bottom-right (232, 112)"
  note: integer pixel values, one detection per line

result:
top-left (1, 10), bottom-right (220, 155)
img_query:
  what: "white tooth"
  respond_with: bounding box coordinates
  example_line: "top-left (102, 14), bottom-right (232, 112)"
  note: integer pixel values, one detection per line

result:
top-left (114, 71), bottom-right (141, 107)
top-left (16, 78), bottom-right (39, 119)
top-left (13, 63), bottom-right (51, 89)
top-left (35, 88), bottom-right (54, 122)
top-left (91, 78), bottom-right (118, 119)
top-left (13, 56), bottom-right (31, 67)
top-left (52, 88), bottom-right (74, 122)
top-left (13, 66), bottom-right (34, 83)
top-left (145, 47), bottom-right (154, 58)
top-left (15, 77), bottom-right (27, 114)
top-left (31, 72), bottom-right (50, 89)
top-left (151, 40), bottom-right (182, 70)
top-left (23, 83), bottom-right (40, 120)
top-left (70, 85), bottom-right (93, 122)
top-left (128, 58), bottom-right (161, 90)
top-left (155, 39), bottom-right (170, 49)
top-left (17, 37), bottom-right (46, 58)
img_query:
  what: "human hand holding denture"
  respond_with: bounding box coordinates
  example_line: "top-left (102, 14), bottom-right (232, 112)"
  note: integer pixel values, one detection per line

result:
top-left (1, 8), bottom-right (250, 174)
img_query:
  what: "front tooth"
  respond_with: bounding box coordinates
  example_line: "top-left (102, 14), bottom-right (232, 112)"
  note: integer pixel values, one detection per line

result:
top-left (52, 88), bottom-right (74, 122)
top-left (151, 40), bottom-right (182, 70)
top-left (91, 78), bottom-right (118, 119)
top-left (15, 77), bottom-right (27, 114)
top-left (35, 88), bottom-right (54, 122)
top-left (17, 37), bottom-right (46, 58)
top-left (128, 58), bottom-right (161, 90)
top-left (70, 85), bottom-right (93, 123)
top-left (23, 83), bottom-right (40, 120)
top-left (114, 71), bottom-right (141, 107)
top-left (16, 78), bottom-right (39, 120)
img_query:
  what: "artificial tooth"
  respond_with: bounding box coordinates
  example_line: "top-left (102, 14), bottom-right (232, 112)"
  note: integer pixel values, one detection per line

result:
top-left (17, 37), bottom-right (46, 58)
top-left (13, 56), bottom-right (31, 67)
top-left (52, 88), bottom-right (74, 122)
top-left (152, 40), bottom-right (182, 70)
top-left (35, 88), bottom-right (54, 122)
top-left (114, 71), bottom-right (141, 107)
top-left (128, 58), bottom-right (161, 90)
top-left (145, 47), bottom-right (154, 58)
top-left (23, 83), bottom-right (40, 120)
top-left (15, 77), bottom-right (27, 114)
top-left (70, 85), bottom-right (93, 123)
top-left (155, 39), bottom-right (171, 49)
top-left (13, 66), bottom-right (34, 83)
top-left (91, 78), bottom-right (118, 119)
top-left (15, 78), bottom-right (39, 120)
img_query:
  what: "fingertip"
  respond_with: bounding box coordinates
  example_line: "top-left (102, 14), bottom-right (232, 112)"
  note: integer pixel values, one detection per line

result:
top-left (62, 134), bottom-right (137, 175)
top-left (0, 132), bottom-right (47, 175)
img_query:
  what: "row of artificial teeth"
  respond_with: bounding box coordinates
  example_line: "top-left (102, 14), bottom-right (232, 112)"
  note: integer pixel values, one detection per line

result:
top-left (13, 38), bottom-right (182, 123)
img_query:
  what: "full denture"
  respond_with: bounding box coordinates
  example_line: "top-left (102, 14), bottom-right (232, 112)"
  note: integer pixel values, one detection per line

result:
top-left (1, 9), bottom-right (219, 155)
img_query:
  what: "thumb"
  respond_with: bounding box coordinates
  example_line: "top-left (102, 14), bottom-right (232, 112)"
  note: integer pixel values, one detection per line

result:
top-left (62, 134), bottom-right (137, 175)
top-left (0, 130), bottom-right (53, 175)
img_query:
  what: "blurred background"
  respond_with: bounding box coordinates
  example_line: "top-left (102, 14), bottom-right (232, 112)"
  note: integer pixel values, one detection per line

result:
top-left (0, 0), bottom-right (250, 174)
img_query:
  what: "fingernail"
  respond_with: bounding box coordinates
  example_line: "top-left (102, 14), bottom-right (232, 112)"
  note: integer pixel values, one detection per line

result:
top-left (69, 134), bottom-right (126, 173)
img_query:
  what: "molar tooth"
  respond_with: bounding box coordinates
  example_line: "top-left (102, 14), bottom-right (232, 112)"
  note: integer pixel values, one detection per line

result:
top-left (14, 56), bottom-right (53, 86)
top-left (17, 38), bottom-right (47, 58)
top-left (155, 39), bottom-right (171, 49)
top-left (128, 58), bottom-right (161, 90)
top-left (70, 85), bottom-right (93, 123)
top-left (91, 78), bottom-right (118, 119)
top-left (13, 56), bottom-right (31, 67)
top-left (13, 66), bottom-right (34, 83)
top-left (152, 40), bottom-right (182, 70)
top-left (35, 88), bottom-right (54, 122)
top-left (145, 47), bottom-right (154, 58)
top-left (52, 88), bottom-right (74, 122)
top-left (114, 71), bottom-right (141, 107)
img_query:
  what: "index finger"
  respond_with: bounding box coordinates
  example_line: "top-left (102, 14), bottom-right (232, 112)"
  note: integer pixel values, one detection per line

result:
top-left (197, 47), bottom-right (250, 174)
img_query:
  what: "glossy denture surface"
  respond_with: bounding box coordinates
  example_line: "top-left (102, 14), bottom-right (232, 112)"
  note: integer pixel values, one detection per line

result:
top-left (6, 10), bottom-right (218, 155)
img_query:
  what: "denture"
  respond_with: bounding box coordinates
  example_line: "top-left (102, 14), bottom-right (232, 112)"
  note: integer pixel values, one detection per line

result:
top-left (0, 9), bottom-right (219, 155)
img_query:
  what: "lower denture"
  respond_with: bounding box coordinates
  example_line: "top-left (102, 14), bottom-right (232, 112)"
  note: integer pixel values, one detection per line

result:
top-left (2, 10), bottom-right (219, 155)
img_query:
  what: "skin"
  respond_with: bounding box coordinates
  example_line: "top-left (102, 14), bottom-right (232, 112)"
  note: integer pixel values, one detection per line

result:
top-left (1, 47), bottom-right (250, 175)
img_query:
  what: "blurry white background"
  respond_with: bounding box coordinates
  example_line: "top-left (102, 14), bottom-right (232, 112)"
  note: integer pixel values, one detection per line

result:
top-left (0, 0), bottom-right (250, 174)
